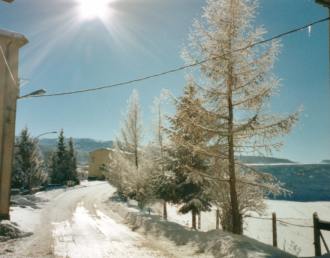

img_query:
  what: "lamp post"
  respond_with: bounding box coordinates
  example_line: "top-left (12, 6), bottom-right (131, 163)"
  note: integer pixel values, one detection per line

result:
top-left (35, 131), bottom-right (58, 139)
top-left (14, 131), bottom-right (57, 148)
top-left (18, 89), bottom-right (46, 99)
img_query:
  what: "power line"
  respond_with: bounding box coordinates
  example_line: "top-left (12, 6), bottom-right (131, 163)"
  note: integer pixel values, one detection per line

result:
top-left (28, 16), bottom-right (330, 99)
top-left (0, 45), bottom-right (18, 86)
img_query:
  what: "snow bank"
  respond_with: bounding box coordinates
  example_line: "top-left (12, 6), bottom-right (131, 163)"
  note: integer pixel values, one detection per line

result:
top-left (0, 221), bottom-right (32, 242)
top-left (11, 194), bottom-right (45, 209)
top-left (108, 201), bottom-right (295, 258)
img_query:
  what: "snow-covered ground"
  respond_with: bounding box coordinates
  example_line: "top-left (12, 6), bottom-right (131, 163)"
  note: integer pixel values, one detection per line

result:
top-left (111, 201), bottom-right (294, 258)
top-left (0, 182), bottom-right (169, 257)
top-left (152, 200), bottom-right (330, 257)
top-left (1, 181), bottom-right (328, 257)
top-left (0, 181), bottom-right (293, 258)
top-left (52, 203), bottom-right (165, 258)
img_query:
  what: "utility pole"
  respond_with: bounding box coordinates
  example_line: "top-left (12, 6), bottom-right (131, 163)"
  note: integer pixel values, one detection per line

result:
top-left (0, 0), bottom-right (28, 220)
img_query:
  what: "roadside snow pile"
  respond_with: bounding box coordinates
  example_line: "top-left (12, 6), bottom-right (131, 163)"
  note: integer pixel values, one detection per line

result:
top-left (11, 194), bottom-right (45, 209)
top-left (0, 220), bottom-right (32, 242)
top-left (109, 201), bottom-right (295, 258)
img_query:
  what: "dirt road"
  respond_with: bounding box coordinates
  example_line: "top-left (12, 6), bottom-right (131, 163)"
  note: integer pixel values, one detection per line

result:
top-left (1, 182), bottom-right (167, 258)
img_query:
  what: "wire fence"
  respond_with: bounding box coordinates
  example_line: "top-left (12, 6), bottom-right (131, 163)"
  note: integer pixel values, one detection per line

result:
top-left (245, 214), bottom-right (314, 228)
top-left (244, 212), bottom-right (330, 256)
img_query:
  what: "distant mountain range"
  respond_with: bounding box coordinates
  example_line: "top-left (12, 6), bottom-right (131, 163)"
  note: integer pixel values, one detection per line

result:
top-left (237, 156), bottom-right (295, 164)
top-left (38, 138), bottom-right (296, 165)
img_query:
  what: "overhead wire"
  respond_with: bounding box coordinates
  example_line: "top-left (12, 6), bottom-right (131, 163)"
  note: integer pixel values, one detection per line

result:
top-left (0, 44), bottom-right (18, 86)
top-left (19, 16), bottom-right (330, 99)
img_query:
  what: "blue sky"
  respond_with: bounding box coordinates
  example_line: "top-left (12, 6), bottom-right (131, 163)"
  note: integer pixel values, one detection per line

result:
top-left (0, 0), bottom-right (329, 163)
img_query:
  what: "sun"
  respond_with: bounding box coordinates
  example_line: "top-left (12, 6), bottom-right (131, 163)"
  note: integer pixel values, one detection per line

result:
top-left (77, 0), bottom-right (113, 20)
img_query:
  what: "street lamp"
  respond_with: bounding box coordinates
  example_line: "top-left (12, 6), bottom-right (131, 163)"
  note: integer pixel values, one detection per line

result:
top-left (35, 131), bottom-right (58, 139)
top-left (14, 131), bottom-right (58, 148)
top-left (18, 89), bottom-right (46, 99)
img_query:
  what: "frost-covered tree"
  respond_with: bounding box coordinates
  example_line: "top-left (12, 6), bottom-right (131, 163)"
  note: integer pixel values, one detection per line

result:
top-left (118, 89), bottom-right (142, 169)
top-left (150, 96), bottom-right (169, 219)
top-left (111, 90), bottom-right (152, 207)
top-left (165, 83), bottom-right (213, 229)
top-left (183, 0), bottom-right (299, 234)
top-left (12, 128), bottom-right (47, 191)
top-left (106, 147), bottom-right (130, 197)
top-left (108, 144), bottom-right (156, 208)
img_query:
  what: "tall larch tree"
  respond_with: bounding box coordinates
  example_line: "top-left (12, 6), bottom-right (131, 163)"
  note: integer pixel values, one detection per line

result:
top-left (151, 96), bottom-right (168, 219)
top-left (118, 89), bottom-right (142, 170)
top-left (183, 0), bottom-right (299, 234)
top-left (113, 89), bottom-right (148, 206)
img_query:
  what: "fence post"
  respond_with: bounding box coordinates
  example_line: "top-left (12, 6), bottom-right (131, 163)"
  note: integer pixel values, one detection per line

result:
top-left (272, 212), bottom-right (277, 248)
top-left (216, 209), bottom-right (220, 229)
top-left (313, 212), bottom-right (321, 256)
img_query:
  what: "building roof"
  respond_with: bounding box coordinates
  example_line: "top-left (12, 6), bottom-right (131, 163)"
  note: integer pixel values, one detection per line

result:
top-left (0, 28), bottom-right (28, 46)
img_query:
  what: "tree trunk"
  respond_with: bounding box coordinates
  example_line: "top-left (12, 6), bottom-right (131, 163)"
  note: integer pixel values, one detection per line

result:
top-left (163, 201), bottom-right (167, 220)
top-left (225, 0), bottom-right (242, 233)
top-left (197, 211), bottom-right (201, 230)
top-left (228, 126), bottom-right (241, 233)
top-left (192, 210), bottom-right (197, 229)
top-left (216, 209), bottom-right (220, 229)
top-left (226, 45), bottom-right (241, 235)
top-left (134, 147), bottom-right (139, 169)
top-left (27, 173), bottom-right (32, 193)
top-left (227, 91), bottom-right (241, 234)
